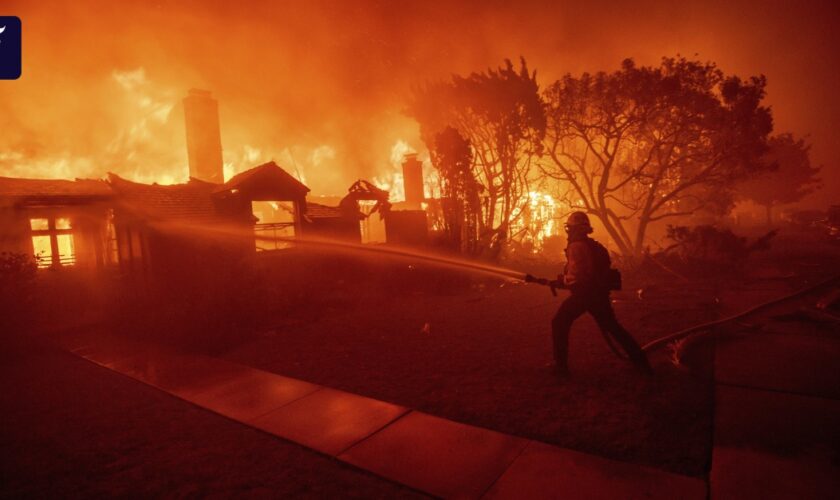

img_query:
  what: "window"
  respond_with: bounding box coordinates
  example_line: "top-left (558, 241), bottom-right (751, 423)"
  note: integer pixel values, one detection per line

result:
top-left (30, 217), bottom-right (76, 268)
top-left (252, 201), bottom-right (296, 251)
top-left (30, 218), bottom-right (49, 231)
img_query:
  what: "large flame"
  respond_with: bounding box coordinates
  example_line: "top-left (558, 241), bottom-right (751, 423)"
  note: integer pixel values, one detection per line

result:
top-left (2, 0), bottom-right (837, 205)
top-left (371, 139), bottom-right (416, 202)
top-left (1, 60), bottom-right (420, 194)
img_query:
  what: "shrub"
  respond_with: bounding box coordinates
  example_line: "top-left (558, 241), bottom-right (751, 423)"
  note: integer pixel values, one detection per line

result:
top-left (0, 252), bottom-right (38, 335)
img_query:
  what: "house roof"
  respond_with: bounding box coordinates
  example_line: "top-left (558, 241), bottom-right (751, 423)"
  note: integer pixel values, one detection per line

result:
top-left (216, 161), bottom-right (309, 199)
top-left (107, 174), bottom-right (221, 222)
top-left (0, 163), bottom-right (313, 227)
top-left (0, 176), bottom-right (112, 199)
top-left (305, 202), bottom-right (345, 219)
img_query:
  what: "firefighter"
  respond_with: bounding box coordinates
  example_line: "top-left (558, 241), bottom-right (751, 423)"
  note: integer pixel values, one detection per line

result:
top-left (551, 211), bottom-right (652, 377)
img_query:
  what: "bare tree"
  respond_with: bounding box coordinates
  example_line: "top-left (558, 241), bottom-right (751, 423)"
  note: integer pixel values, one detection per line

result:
top-left (542, 57), bottom-right (773, 258)
top-left (409, 58), bottom-right (546, 256)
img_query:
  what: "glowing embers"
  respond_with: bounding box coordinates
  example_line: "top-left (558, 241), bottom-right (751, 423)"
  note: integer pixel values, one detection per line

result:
top-left (252, 201), bottom-right (295, 251)
top-left (29, 217), bottom-right (76, 268)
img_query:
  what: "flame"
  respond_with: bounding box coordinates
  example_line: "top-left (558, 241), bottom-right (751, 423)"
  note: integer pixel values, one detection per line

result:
top-left (529, 190), bottom-right (559, 243)
top-left (511, 190), bottom-right (562, 249)
top-left (370, 140), bottom-right (414, 202)
top-left (389, 139), bottom-right (415, 165)
top-left (2, 62), bottom-right (420, 197)
top-left (1, 56), bottom-right (422, 196)
top-left (106, 67), bottom-right (181, 179)
top-left (222, 144), bottom-right (330, 187)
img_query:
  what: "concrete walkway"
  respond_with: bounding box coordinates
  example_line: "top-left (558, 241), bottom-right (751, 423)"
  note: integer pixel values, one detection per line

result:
top-left (709, 302), bottom-right (840, 499)
top-left (63, 336), bottom-right (705, 499)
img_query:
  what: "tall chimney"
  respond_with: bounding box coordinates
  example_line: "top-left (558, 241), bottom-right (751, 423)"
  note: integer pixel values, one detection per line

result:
top-left (401, 153), bottom-right (424, 209)
top-left (183, 89), bottom-right (224, 183)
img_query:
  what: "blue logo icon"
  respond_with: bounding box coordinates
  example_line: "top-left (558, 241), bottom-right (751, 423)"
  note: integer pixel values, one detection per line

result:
top-left (0, 16), bottom-right (21, 79)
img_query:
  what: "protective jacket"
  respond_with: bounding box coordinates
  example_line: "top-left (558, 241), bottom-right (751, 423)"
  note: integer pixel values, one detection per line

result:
top-left (563, 236), bottom-right (613, 292)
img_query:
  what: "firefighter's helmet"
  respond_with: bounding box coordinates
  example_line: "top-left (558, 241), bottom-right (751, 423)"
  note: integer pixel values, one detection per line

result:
top-left (565, 211), bottom-right (593, 233)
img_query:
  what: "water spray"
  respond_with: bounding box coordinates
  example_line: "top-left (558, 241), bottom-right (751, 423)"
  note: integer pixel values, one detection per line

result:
top-left (254, 233), bottom-right (529, 281)
top-left (151, 216), bottom-right (840, 366)
top-left (151, 218), bottom-right (530, 281)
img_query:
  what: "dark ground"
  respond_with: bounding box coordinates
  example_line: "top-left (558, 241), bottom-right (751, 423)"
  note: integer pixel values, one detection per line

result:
top-left (224, 278), bottom-right (718, 477)
top-left (0, 340), bottom-right (427, 498)
top-left (220, 233), bottom-right (838, 478)
top-left (2, 229), bottom-right (837, 494)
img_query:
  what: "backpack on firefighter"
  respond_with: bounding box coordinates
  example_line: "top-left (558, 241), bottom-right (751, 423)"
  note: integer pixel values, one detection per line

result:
top-left (581, 237), bottom-right (622, 291)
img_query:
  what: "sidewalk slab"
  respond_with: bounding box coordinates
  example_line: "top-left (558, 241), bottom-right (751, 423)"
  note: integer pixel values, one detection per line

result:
top-left (66, 337), bottom-right (709, 499)
top-left (251, 388), bottom-right (409, 456)
top-left (714, 385), bottom-right (840, 454)
top-left (340, 411), bottom-right (528, 499)
top-left (760, 317), bottom-right (840, 339)
top-left (711, 385), bottom-right (840, 498)
top-left (715, 332), bottom-right (840, 399)
top-left (103, 350), bottom-right (253, 400)
top-left (711, 447), bottom-right (839, 499)
top-left (147, 357), bottom-right (256, 400)
top-left (73, 342), bottom-right (140, 368)
top-left (105, 349), bottom-right (193, 381)
top-left (189, 369), bottom-right (321, 423)
top-left (484, 441), bottom-right (706, 500)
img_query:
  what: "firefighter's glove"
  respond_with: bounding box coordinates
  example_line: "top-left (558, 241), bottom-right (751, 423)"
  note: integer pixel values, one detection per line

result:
top-left (525, 274), bottom-right (550, 286)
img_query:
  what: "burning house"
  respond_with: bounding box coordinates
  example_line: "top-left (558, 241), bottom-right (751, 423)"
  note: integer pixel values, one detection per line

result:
top-left (0, 90), bottom-right (430, 277)
top-left (0, 89), bottom-right (312, 275)
top-left (0, 177), bottom-right (115, 269)
top-left (0, 160), bottom-right (311, 274)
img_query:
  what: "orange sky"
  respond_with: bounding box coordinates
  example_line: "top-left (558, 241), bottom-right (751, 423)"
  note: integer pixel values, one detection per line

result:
top-left (1, 0), bottom-right (838, 204)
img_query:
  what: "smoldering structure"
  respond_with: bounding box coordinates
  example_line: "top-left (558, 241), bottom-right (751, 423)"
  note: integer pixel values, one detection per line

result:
top-left (0, 90), bottom-right (429, 280)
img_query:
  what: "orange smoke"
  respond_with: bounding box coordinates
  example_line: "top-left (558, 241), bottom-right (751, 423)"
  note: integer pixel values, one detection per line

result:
top-left (1, 0), bottom-right (838, 203)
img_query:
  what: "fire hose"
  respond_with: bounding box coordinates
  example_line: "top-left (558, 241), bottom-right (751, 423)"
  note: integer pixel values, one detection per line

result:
top-left (640, 273), bottom-right (840, 353)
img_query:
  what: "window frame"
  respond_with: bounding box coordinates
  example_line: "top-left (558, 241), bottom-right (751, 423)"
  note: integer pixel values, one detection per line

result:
top-left (29, 215), bottom-right (76, 268)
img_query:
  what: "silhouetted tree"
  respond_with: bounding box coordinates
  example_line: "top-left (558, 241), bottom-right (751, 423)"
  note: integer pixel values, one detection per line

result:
top-left (431, 127), bottom-right (482, 253)
top-left (739, 133), bottom-right (821, 225)
top-left (409, 58), bottom-right (546, 256)
top-left (542, 57), bottom-right (773, 258)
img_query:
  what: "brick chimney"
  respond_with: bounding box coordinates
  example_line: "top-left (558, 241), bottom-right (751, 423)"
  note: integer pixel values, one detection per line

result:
top-left (401, 153), bottom-right (424, 209)
top-left (183, 89), bottom-right (224, 183)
